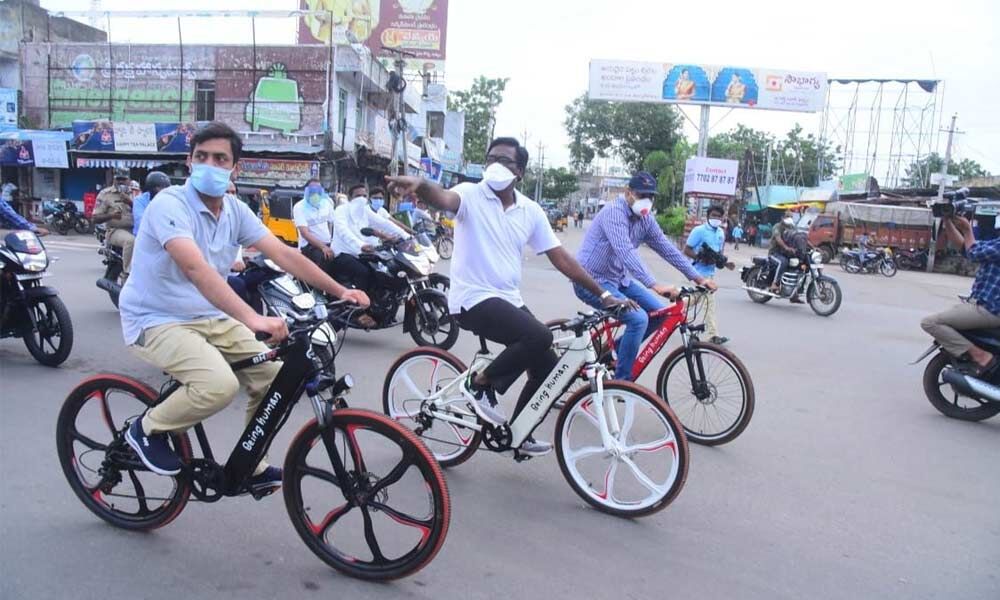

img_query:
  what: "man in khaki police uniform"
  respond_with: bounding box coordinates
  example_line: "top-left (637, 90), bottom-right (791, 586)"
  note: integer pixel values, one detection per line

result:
top-left (92, 167), bottom-right (136, 279)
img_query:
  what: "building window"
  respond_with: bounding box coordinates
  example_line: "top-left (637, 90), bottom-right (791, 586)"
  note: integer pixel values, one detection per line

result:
top-left (427, 112), bottom-right (445, 138)
top-left (338, 88), bottom-right (348, 134)
top-left (195, 80), bottom-right (215, 121)
top-left (355, 98), bottom-right (363, 134)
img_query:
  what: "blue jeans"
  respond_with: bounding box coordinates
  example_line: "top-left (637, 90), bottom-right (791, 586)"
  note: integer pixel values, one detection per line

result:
top-left (574, 280), bottom-right (667, 380)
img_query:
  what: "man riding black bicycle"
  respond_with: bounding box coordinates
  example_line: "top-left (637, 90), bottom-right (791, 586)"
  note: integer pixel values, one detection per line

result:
top-left (120, 122), bottom-right (368, 490)
top-left (387, 136), bottom-right (633, 457)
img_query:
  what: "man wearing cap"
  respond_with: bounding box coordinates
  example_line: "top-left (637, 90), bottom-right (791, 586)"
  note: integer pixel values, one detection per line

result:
top-left (93, 168), bottom-right (136, 280)
top-left (575, 171), bottom-right (717, 381)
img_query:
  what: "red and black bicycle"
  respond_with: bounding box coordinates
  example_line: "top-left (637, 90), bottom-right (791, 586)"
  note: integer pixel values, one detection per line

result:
top-left (550, 286), bottom-right (754, 446)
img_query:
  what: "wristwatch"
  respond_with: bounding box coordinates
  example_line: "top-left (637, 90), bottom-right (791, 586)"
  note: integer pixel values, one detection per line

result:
top-left (599, 291), bottom-right (612, 300)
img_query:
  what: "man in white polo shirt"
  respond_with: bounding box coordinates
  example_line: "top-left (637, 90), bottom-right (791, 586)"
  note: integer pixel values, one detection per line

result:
top-left (294, 178), bottom-right (336, 274)
top-left (388, 137), bottom-right (631, 456)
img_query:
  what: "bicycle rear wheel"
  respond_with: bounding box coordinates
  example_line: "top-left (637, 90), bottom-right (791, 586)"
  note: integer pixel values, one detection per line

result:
top-left (554, 381), bottom-right (689, 517)
top-left (655, 342), bottom-right (755, 445)
top-left (383, 347), bottom-right (482, 467)
top-left (56, 375), bottom-right (193, 531)
top-left (283, 409), bottom-right (450, 580)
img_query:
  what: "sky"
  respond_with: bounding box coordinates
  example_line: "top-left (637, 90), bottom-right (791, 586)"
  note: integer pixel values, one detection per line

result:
top-left (41, 0), bottom-right (1000, 177)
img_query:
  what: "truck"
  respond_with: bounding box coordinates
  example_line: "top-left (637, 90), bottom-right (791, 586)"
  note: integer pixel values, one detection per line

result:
top-left (805, 202), bottom-right (933, 263)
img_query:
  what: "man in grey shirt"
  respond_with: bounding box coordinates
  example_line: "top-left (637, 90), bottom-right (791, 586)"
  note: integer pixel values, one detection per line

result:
top-left (120, 122), bottom-right (369, 492)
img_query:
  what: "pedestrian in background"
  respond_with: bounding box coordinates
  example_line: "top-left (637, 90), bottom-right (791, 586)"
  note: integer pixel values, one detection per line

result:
top-left (684, 205), bottom-right (735, 344)
top-left (732, 223), bottom-right (744, 250)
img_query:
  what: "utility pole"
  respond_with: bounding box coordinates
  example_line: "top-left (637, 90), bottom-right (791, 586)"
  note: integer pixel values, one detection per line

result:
top-left (927, 113), bottom-right (960, 273)
top-left (534, 141), bottom-right (545, 201)
top-left (696, 105), bottom-right (711, 157)
top-left (765, 142), bottom-right (773, 187)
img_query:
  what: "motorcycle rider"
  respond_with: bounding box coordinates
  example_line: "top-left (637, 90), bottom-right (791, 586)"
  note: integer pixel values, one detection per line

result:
top-left (921, 215), bottom-right (1000, 374)
top-left (294, 178), bottom-right (337, 274)
top-left (387, 136), bottom-right (634, 456)
top-left (120, 122), bottom-right (369, 485)
top-left (0, 184), bottom-right (49, 235)
top-left (92, 168), bottom-right (136, 281)
top-left (575, 171), bottom-right (716, 380)
top-left (370, 186), bottom-right (414, 235)
top-left (768, 210), bottom-right (797, 293)
top-left (331, 183), bottom-right (407, 328)
top-left (132, 172), bottom-right (172, 236)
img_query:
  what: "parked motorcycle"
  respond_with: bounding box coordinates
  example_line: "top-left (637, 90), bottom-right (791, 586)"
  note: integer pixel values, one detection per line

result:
top-left (0, 230), bottom-right (74, 366)
top-left (842, 247), bottom-right (897, 277)
top-left (740, 248), bottom-right (843, 316)
top-left (313, 229), bottom-right (458, 350)
top-left (94, 224), bottom-right (124, 308)
top-left (915, 327), bottom-right (1000, 421)
top-left (43, 200), bottom-right (90, 235)
top-left (896, 248), bottom-right (929, 271)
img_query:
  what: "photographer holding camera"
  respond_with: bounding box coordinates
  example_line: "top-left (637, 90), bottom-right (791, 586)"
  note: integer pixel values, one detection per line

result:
top-left (685, 204), bottom-right (735, 344)
top-left (921, 214), bottom-right (1000, 374)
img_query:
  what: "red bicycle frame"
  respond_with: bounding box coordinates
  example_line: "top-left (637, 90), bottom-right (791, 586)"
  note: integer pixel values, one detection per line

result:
top-left (591, 297), bottom-right (691, 381)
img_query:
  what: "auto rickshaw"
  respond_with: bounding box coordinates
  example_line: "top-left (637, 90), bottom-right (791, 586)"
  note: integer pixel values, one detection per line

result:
top-left (260, 188), bottom-right (301, 246)
top-left (547, 208), bottom-right (568, 232)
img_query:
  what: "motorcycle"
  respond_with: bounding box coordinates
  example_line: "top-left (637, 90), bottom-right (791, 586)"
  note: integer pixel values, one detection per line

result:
top-left (312, 228), bottom-right (459, 350)
top-left (228, 254), bottom-right (340, 362)
top-left (740, 248), bottom-right (843, 316)
top-left (0, 230), bottom-right (74, 366)
top-left (915, 325), bottom-right (1000, 421)
top-left (416, 222), bottom-right (454, 260)
top-left (94, 224), bottom-right (124, 308)
top-left (43, 200), bottom-right (90, 235)
top-left (842, 247), bottom-right (897, 277)
top-left (896, 248), bottom-right (929, 271)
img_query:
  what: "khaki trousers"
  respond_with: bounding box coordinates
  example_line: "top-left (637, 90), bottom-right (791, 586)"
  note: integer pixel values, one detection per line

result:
top-left (921, 303), bottom-right (1000, 358)
top-left (703, 276), bottom-right (720, 338)
top-left (131, 318), bottom-right (281, 474)
top-left (107, 228), bottom-right (135, 275)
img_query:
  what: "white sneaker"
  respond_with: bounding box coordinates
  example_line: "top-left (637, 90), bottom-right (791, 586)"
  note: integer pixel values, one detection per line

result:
top-left (518, 437), bottom-right (553, 457)
top-left (463, 380), bottom-right (507, 427)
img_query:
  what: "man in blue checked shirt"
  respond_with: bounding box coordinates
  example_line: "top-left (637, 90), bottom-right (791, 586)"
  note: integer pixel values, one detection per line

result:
top-left (921, 215), bottom-right (1000, 374)
top-left (575, 171), bottom-right (716, 381)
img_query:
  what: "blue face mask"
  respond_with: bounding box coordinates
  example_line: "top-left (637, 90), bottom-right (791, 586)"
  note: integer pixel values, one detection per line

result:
top-left (371, 198), bottom-right (385, 212)
top-left (189, 163), bottom-right (233, 197)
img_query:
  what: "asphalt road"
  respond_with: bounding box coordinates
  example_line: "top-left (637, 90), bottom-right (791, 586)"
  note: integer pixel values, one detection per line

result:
top-left (1, 226), bottom-right (997, 600)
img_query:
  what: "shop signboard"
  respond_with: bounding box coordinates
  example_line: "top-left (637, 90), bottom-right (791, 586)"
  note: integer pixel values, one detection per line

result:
top-left (683, 156), bottom-right (739, 197)
top-left (298, 0), bottom-right (449, 73)
top-left (589, 60), bottom-right (826, 113)
top-left (838, 172), bottom-right (869, 194)
top-left (112, 122), bottom-right (157, 152)
top-left (32, 139), bottom-right (69, 169)
top-left (237, 158), bottom-right (320, 187)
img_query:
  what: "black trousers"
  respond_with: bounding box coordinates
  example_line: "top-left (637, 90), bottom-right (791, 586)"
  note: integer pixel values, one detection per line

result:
top-left (329, 253), bottom-right (374, 292)
top-left (457, 297), bottom-right (559, 420)
top-left (302, 245), bottom-right (337, 277)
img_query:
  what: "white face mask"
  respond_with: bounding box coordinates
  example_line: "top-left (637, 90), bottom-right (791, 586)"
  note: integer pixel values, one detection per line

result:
top-left (708, 218), bottom-right (723, 228)
top-left (631, 198), bottom-right (653, 217)
top-left (483, 162), bottom-right (517, 191)
top-left (783, 217), bottom-right (794, 225)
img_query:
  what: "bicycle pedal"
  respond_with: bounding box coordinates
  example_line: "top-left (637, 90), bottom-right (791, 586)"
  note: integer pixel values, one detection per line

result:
top-left (249, 486), bottom-right (280, 500)
top-left (512, 451), bottom-right (532, 463)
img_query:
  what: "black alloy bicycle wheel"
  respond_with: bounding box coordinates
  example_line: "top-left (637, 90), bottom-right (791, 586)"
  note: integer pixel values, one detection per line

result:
top-left (283, 409), bottom-right (451, 580)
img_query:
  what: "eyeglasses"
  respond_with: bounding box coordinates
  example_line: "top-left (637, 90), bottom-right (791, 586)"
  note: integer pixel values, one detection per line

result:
top-left (485, 155), bottom-right (518, 168)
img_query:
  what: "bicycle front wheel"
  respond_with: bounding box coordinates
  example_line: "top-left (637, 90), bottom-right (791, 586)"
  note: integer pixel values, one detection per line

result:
top-left (655, 342), bottom-right (755, 445)
top-left (554, 382), bottom-right (689, 517)
top-left (283, 409), bottom-right (450, 580)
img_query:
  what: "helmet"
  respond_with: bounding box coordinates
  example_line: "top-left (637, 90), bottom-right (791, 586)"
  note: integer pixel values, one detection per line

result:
top-left (144, 172), bottom-right (171, 194)
top-left (113, 167), bottom-right (130, 180)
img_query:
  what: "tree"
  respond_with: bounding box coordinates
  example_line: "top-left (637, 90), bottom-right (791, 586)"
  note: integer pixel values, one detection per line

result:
top-left (520, 166), bottom-right (578, 201)
top-left (643, 142), bottom-right (694, 208)
top-left (564, 94), bottom-right (684, 171)
top-left (706, 124), bottom-right (839, 187)
top-left (903, 153), bottom-right (991, 188)
top-left (448, 76), bottom-right (509, 165)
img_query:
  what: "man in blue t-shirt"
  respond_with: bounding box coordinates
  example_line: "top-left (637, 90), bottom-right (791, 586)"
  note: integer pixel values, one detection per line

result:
top-left (684, 205), bottom-right (735, 344)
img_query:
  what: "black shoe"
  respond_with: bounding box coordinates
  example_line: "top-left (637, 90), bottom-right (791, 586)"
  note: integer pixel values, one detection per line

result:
top-left (246, 466), bottom-right (283, 495)
top-left (709, 336), bottom-right (730, 345)
top-left (125, 418), bottom-right (182, 476)
top-left (790, 296), bottom-right (805, 304)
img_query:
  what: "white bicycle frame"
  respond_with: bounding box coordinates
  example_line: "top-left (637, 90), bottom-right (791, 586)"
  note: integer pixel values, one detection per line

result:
top-left (421, 326), bottom-right (624, 449)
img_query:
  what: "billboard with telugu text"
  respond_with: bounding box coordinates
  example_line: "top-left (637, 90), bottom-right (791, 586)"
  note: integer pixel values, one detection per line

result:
top-left (589, 60), bottom-right (826, 113)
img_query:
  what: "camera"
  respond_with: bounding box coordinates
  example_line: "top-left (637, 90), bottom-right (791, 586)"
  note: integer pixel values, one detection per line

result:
top-left (698, 243), bottom-right (729, 269)
top-left (931, 187), bottom-right (973, 219)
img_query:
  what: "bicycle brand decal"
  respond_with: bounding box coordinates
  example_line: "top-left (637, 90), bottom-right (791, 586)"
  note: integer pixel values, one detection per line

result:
top-left (251, 350), bottom-right (278, 365)
top-left (241, 391), bottom-right (283, 451)
top-left (531, 361), bottom-right (572, 411)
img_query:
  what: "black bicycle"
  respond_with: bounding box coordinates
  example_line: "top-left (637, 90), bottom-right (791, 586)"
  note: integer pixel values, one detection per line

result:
top-left (56, 301), bottom-right (450, 581)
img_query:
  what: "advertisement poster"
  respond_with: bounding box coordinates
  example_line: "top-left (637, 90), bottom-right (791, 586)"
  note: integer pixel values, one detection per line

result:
top-left (112, 122), bottom-right (157, 152)
top-left (72, 120), bottom-right (116, 151)
top-left (237, 158), bottom-right (320, 186)
top-left (155, 122), bottom-right (201, 153)
top-left (420, 157), bottom-right (443, 183)
top-left (32, 139), bottom-right (69, 169)
top-left (0, 140), bottom-right (34, 166)
top-left (683, 157), bottom-right (739, 197)
top-left (590, 60), bottom-right (826, 113)
top-left (297, 0), bottom-right (448, 73)
top-left (0, 87), bottom-right (16, 131)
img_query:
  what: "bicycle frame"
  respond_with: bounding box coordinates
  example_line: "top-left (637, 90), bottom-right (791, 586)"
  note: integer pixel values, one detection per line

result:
top-left (594, 297), bottom-right (689, 381)
top-left (421, 328), bottom-right (610, 448)
top-left (161, 335), bottom-right (352, 497)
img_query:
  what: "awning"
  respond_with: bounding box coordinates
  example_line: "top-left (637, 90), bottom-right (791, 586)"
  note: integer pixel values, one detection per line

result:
top-left (74, 157), bottom-right (179, 169)
top-left (0, 129), bottom-right (74, 142)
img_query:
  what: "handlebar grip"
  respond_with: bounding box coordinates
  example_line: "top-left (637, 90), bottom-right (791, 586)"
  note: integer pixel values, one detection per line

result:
top-left (254, 332), bottom-right (271, 342)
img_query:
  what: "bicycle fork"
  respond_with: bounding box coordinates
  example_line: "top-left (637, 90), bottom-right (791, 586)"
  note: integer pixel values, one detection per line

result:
top-left (682, 332), bottom-right (712, 401)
